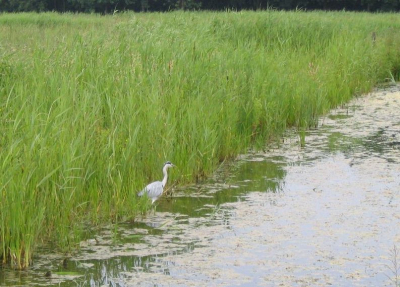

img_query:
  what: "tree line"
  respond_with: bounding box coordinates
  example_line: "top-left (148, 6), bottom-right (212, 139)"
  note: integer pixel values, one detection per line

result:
top-left (1, 0), bottom-right (399, 14)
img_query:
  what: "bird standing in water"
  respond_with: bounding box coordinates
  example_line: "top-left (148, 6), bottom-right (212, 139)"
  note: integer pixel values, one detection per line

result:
top-left (138, 161), bottom-right (175, 204)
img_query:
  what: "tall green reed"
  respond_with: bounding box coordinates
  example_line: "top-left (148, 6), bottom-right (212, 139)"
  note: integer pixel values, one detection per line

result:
top-left (0, 10), bottom-right (399, 268)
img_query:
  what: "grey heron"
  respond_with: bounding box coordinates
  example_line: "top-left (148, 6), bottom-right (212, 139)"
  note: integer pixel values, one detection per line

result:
top-left (138, 161), bottom-right (175, 204)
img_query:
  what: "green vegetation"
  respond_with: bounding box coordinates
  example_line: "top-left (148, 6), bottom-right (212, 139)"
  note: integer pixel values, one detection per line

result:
top-left (0, 11), bottom-right (399, 269)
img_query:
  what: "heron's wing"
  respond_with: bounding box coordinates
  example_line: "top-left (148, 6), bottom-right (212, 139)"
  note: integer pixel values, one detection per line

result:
top-left (138, 181), bottom-right (163, 199)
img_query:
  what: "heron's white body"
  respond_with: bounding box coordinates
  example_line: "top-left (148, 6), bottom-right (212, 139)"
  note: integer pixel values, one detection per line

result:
top-left (138, 162), bottom-right (174, 203)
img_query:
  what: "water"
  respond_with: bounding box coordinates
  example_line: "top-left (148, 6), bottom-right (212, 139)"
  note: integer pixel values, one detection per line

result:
top-left (1, 85), bottom-right (400, 286)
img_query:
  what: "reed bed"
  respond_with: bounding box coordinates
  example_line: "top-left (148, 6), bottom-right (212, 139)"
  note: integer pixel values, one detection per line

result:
top-left (0, 11), bottom-right (399, 268)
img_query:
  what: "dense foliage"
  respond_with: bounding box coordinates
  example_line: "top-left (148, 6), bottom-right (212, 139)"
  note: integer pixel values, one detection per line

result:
top-left (1, 10), bottom-right (400, 269)
top-left (1, 0), bottom-right (400, 13)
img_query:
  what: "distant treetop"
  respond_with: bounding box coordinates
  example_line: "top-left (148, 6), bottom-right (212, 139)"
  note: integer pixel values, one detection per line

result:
top-left (1, 0), bottom-right (399, 13)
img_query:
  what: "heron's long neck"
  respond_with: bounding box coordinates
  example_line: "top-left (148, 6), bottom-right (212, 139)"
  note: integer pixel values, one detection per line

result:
top-left (161, 166), bottom-right (169, 187)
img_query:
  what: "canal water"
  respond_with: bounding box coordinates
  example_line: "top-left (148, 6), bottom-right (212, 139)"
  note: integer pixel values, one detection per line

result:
top-left (1, 85), bottom-right (400, 286)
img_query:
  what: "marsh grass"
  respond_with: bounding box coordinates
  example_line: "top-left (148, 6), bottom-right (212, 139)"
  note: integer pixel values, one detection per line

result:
top-left (0, 10), bottom-right (400, 268)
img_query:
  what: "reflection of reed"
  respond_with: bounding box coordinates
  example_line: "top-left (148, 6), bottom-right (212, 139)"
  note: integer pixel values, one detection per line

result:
top-left (2, 11), bottom-right (400, 272)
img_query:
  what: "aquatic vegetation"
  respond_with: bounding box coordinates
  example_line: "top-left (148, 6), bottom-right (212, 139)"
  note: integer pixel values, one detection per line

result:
top-left (0, 10), bottom-right (400, 268)
top-left (385, 245), bottom-right (400, 287)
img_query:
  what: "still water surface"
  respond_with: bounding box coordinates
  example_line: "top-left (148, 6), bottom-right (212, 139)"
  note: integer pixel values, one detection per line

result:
top-left (2, 85), bottom-right (400, 286)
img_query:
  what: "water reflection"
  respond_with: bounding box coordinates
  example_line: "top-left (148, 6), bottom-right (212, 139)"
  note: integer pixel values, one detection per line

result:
top-left (2, 158), bottom-right (287, 286)
top-left (2, 86), bottom-right (400, 286)
top-left (156, 159), bottom-right (286, 218)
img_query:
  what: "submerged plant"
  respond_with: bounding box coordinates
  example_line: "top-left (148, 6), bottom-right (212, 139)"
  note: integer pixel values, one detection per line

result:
top-left (386, 245), bottom-right (400, 287)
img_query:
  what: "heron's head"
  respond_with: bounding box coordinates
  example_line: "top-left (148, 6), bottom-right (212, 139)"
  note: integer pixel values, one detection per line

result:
top-left (164, 161), bottom-right (175, 168)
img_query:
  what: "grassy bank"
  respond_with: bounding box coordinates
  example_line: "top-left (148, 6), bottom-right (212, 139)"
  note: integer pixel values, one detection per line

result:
top-left (0, 11), bottom-right (399, 268)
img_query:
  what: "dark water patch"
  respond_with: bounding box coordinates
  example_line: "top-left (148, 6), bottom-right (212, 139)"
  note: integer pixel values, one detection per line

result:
top-left (157, 159), bottom-right (286, 219)
top-left (328, 114), bottom-right (353, 120)
top-left (327, 131), bottom-right (361, 153)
